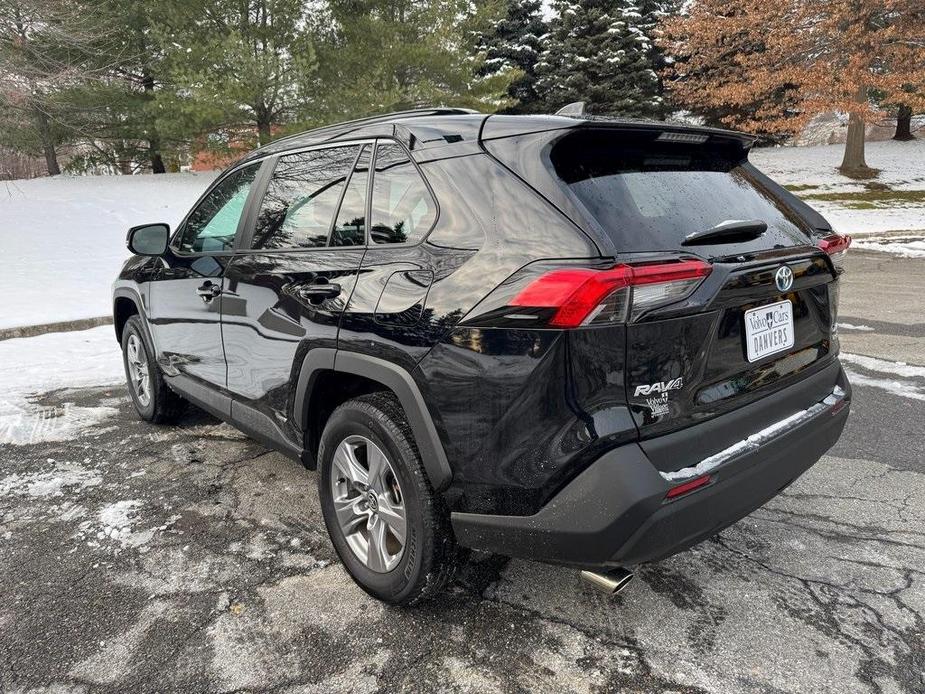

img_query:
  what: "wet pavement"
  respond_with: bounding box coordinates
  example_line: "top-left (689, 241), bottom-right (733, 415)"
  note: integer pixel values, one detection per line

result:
top-left (1, 250), bottom-right (923, 693)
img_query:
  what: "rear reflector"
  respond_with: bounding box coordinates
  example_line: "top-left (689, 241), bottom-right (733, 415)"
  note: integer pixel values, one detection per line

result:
top-left (818, 233), bottom-right (851, 269)
top-left (665, 474), bottom-right (712, 500)
top-left (511, 260), bottom-right (711, 328)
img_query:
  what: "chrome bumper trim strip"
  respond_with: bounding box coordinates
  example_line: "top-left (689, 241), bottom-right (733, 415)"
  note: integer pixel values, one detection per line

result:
top-left (660, 385), bottom-right (846, 483)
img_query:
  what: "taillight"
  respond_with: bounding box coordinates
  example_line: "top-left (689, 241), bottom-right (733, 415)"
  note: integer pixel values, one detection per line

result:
top-left (818, 233), bottom-right (851, 269)
top-left (510, 259), bottom-right (711, 328)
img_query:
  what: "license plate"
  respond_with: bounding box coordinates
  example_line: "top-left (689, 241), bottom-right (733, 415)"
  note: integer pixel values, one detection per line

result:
top-left (744, 300), bottom-right (794, 362)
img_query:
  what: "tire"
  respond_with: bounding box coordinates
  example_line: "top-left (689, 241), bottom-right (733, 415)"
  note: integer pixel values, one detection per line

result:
top-left (318, 392), bottom-right (459, 605)
top-left (121, 315), bottom-right (186, 424)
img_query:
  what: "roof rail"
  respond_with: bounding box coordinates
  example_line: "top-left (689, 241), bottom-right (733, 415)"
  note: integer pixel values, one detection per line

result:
top-left (258, 107), bottom-right (481, 151)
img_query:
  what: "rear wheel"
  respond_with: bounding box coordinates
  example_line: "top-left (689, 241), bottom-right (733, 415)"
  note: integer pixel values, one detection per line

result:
top-left (318, 392), bottom-right (459, 605)
top-left (121, 315), bottom-right (186, 423)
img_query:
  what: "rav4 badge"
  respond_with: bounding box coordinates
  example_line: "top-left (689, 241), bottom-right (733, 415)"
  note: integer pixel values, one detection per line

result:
top-left (634, 377), bottom-right (683, 397)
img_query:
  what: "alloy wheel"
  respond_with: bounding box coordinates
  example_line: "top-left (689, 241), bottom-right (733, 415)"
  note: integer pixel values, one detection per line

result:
top-left (330, 435), bottom-right (407, 573)
top-left (126, 334), bottom-right (151, 407)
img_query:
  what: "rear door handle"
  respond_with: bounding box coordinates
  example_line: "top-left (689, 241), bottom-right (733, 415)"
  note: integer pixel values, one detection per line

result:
top-left (297, 282), bottom-right (341, 301)
top-left (196, 281), bottom-right (222, 301)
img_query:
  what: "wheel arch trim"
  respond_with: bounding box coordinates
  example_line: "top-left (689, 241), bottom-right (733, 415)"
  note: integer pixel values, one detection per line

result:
top-left (294, 349), bottom-right (453, 491)
top-left (112, 286), bottom-right (159, 358)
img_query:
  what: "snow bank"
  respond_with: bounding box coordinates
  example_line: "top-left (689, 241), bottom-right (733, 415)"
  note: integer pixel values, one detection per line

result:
top-left (0, 172), bottom-right (216, 330)
top-left (852, 235), bottom-right (925, 258)
top-left (0, 326), bottom-right (125, 445)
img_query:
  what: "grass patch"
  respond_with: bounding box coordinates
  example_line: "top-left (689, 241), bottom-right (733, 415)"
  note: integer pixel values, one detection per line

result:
top-left (799, 189), bottom-right (925, 209)
top-left (784, 183), bottom-right (819, 192)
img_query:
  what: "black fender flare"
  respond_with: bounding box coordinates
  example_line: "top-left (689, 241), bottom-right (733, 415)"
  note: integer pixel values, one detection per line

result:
top-left (294, 349), bottom-right (453, 491)
top-left (112, 286), bottom-right (151, 344)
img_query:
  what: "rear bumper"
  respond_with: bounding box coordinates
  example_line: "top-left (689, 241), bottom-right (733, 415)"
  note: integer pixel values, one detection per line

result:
top-left (451, 366), bottom-right (851, 568)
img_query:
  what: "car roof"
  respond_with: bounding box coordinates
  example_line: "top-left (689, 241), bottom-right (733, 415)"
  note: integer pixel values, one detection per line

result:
top-left (234, 108), bottom-right (755, 167)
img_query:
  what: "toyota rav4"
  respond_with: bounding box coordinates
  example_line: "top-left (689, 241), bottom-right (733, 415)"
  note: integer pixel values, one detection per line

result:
top-left (113, 108), bottom-right (851, 604)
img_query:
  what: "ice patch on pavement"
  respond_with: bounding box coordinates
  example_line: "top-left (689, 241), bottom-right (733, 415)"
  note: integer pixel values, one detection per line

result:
top-left (0, 326), bottom-right (124, 444)
top-left (0, 401), bottom-right (119, 445)
top-left (837, 323), bottom-right (874, 332)
top-left (841, 352), bottom-right (925, 401)
top-left (0, 462), bottom-right (102, 498)
top-left (841, 352), bottom-right (925, 380)
top-left (91, 500), bottom-right (157, 548)
top-left (843, 369), bottom-right (925, 401)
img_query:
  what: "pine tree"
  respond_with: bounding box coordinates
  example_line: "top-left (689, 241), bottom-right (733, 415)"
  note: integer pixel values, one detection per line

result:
top-left (0, 0), bottom-right (106, 175)
top-left (157, 0), bottom-right (317, 147)
top-left (475, 0), bottom-right (546, 113)
top-left (536, 0), bottom-right (663, 118)
top-left (305, 0), bottom-right (513, 126)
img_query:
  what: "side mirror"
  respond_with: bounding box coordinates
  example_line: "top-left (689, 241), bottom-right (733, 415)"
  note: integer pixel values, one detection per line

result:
top-left (127, 223), bottom-right (170, 256)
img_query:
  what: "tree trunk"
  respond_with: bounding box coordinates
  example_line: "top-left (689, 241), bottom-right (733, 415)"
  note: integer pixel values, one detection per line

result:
top-left (839, 111), bottom-right (866, 170)
top-left (838, 88), bottom-right (876, 178)
top-left (149, 138), bottom-right (166, 174)
top-left (33, 106), bottom-right (60, 176)
top-left (893, 104), bottom-right (914, 141)
top-left (142, 72), bottom-right (166, 173)
top-left (256, 113), bottom-right (272, 146)
top-left (117, 141), bottom-right (133, 175)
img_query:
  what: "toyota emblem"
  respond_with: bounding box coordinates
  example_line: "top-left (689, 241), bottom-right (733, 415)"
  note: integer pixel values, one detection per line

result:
top-left (775, 266), bottom-right (794, 292)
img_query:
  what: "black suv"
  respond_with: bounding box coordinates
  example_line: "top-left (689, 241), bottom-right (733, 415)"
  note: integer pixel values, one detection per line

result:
top-left (113, 108), bottom-right (851, 604)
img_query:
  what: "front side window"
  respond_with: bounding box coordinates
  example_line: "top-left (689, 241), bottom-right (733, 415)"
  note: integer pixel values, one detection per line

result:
top-left (370, 142), bottom-right (436, 245)
top-left (251, 145), bottom-right (360, 250)
top-left (177, 163), bottom-right (259, 253)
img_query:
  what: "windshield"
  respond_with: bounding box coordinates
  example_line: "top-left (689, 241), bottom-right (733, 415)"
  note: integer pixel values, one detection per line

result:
top-left (549, 129), bottom-right (812, 253)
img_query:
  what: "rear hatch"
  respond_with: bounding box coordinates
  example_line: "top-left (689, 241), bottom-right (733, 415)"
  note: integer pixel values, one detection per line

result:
top-left (486, 124), bottom-right (845, 473)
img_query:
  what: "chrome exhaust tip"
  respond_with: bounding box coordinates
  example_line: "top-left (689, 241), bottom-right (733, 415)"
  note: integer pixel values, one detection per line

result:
top-left (580, 568), bottom-right (634, 595)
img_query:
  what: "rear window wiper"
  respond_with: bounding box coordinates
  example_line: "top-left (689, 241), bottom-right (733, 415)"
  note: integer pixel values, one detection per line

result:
top-left (682, 219), bottom-right (768, 246)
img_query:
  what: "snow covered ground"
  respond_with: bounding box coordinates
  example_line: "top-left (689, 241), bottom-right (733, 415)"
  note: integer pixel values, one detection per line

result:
top-left (0, 173), bottom-right (216, 330)
top-left (852, 235), bottom-right (925, 258)
top-left (0, 326), bottom-right (124, 445)
top-left (750, 138), bottom-right (925, 192)
top-left (750, 138), bottom-right (925, 237)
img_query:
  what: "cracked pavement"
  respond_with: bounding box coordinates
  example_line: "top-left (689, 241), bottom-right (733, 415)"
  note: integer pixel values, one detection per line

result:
top-left (1, 250), bottom-right (923, 693)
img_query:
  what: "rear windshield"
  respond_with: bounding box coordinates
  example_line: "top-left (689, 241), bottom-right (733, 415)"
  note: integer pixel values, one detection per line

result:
top-left (549, 129), bottom-right (811, 253)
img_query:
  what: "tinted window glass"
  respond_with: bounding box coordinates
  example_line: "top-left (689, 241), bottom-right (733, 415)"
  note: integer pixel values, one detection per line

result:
top-left (330, 145), bottom-right (370, 247)
top-left (370, 143), bottom-right (436, 245)
top-left (549, 129), bottom-right (810, 252)
top-left (177, 164), bottom-right (258, 253)
top-left (251, 146), bottom-right (359, 250)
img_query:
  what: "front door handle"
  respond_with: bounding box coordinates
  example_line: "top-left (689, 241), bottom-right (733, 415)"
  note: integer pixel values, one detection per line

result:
top-left (196, 281), bottom-right (222, 302)
top-left (297, 282), bottom-right (341, 301)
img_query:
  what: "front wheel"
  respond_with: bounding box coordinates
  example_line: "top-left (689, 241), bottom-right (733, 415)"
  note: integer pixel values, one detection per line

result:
top-left (121, 315), bottom-right (186, 424)
top-left (318, 392), bottom-right (459, 605)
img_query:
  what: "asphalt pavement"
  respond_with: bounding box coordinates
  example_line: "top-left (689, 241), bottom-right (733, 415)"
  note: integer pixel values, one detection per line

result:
top-left (0, 249), bottom-right (923, 693)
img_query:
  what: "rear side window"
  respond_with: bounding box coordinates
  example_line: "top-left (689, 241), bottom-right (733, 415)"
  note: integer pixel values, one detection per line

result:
top-left (251, 145), bottom-right (360, 250)
top-left (370, 142), bottom-right (436, 245)
top-left (549, 129), bottom-right (811, 252)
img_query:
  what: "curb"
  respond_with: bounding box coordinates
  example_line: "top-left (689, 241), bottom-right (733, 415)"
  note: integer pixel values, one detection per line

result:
top-left (0, 316), bottom-right (113, 341)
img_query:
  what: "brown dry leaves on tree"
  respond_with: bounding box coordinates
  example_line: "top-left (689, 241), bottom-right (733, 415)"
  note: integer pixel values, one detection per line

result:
top-left (662, 0), bottom-right (925, 137)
